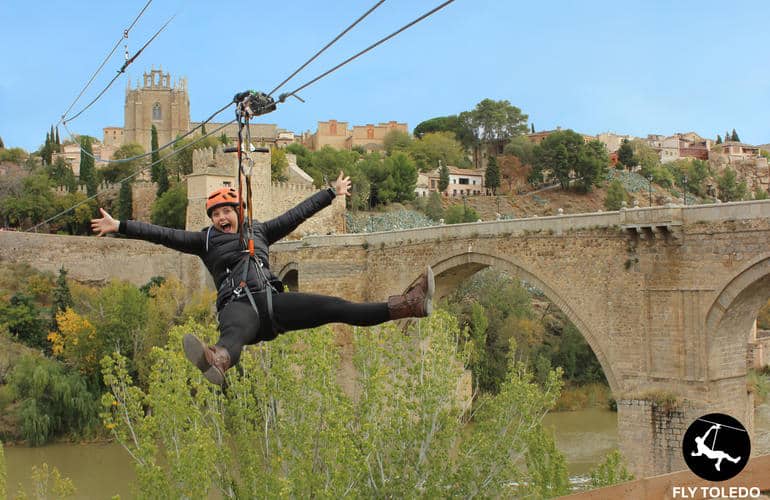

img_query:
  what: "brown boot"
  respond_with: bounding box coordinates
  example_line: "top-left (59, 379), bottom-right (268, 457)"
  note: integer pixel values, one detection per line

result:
top-left (388, 266), bottom-right (435, 320)
top-left (182, 334), bottom-right (231, 386)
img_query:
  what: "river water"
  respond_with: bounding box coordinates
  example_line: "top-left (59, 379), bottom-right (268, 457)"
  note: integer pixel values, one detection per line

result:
top-left (5, 404), bottom-right (770, 498)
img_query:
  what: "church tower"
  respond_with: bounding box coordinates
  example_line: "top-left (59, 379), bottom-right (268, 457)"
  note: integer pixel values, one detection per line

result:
top-left (123, 68), bottom-right (190, 150)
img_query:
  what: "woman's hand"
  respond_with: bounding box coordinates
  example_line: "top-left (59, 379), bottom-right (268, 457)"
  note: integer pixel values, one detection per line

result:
top-left (333, 170), bottom-right (351, 197)
top-left (91, 208), bottom-right (119, 236)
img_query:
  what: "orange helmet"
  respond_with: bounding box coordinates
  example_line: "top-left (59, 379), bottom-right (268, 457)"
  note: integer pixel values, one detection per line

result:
top-left (206, 187), bottom-right (242, 217)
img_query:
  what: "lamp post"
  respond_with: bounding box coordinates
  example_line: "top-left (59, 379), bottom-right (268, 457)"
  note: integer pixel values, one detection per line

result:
top-left (647, 174), bottom-right (653, 207)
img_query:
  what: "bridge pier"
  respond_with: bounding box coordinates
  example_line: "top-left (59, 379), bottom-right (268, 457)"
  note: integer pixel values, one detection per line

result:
top-left (618, 383), bottom-right (754, 478)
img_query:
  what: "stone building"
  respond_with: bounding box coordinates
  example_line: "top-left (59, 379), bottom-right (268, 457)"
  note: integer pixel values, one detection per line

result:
top-left (416, 166), bottom-right (485, 198)
top-left (302, 120), bottom-right (408, 152)
top-left (120, 68), bottom-right (191, 149)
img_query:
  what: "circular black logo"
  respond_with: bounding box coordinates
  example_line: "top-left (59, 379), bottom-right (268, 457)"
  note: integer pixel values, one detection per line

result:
top-left (682, 413), bottom-right (750, 481)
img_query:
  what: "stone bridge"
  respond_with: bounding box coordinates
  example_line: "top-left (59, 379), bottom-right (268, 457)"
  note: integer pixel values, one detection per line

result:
top-left (269, 200), bottom-right (770, 477)
top-left (4, 200), bottom-right (770, 478)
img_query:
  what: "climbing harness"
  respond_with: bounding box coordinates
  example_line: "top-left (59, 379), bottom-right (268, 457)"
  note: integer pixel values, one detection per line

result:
top-left (222, 91), bottom-right (282, 333)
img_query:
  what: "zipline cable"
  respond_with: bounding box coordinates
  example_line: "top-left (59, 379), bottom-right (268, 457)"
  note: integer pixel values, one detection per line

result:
top-left (27, 119), bottom-right (235, 232)
top-left (267, 0), bottom-right (386, 98)
top-left (58, 0), bottom-right (154, 124)
top-left (64, 12), bottom-right (177, 125)
top-left (278, 0), bottom-right (455, 102)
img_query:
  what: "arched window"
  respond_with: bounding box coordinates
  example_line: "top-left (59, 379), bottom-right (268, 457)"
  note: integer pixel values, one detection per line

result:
top-left (152, 102), bottom-right (161, 121)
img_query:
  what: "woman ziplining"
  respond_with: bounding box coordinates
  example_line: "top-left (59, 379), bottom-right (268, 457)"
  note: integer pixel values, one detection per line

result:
top-left (90, 171), bottom-right (434, 386)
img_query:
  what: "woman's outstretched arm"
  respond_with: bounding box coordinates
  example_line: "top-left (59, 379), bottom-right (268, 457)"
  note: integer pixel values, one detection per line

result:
top-left (91, 208), bottom-right (206, 256)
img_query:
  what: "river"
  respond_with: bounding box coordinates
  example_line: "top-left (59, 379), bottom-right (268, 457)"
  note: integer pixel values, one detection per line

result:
top-left (5, 404), bottom-right (770, 498)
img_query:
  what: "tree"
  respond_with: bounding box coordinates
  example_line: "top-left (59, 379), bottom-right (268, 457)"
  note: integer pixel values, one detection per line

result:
top-left (717, 168), bottom-right (748, 201)
top-left (575, 140), bottom-right (609, 192)
top-left (102, 142), bottom-right (144, 184)
top-left (504, 135), bottom-right (535, 166)
top-left (7, 354), bottom-right (98, 445)
top-left (100, 313), bottom-right (567, 498)
top-left (150, 125), bottom-right (161, 183)
top-left (151, 183), bottom-right (187, 228)
top-left (55, 127), bottom-right (61, 152)
top-left (271, 147), bottom-right (288, 182)
top-left (0, 136), bottom-right (4, 149)
top-left (413, 115), bottom-right (461, 139)
top-left (460, 99), bottom-right (529, 167)
top-left (407, 131), bottom-right (468, 172)
top-left (604, 179), bottom-right (628, 210)
top-left (444, 203), bottom-right (479, 224)
top-left (219, 132), bottom-right (229, 145)
top-left (382, 152), bottom-right (418, 203)
top-left (0, 172), bottom-right (55, 228)
top-left (531, 123), bottom-right (535, 134)
top-left (78, 136), bottom-right (97, 197)
top-left (49, 267), bottom-right (73, 333)
top-left (0, 293), bottom-right (47, 348)
top-left (731, 128), bottom-right (740, 142)
top-left (629, 139), bottom-right (661, 177)
top-left (485, 155), bottom-right (500, 194)
top-left (382, 130), bottom-right (412, 155)
top-left (156, 164), bottom-right (170, 196)
top-left (118, 181), bottom-right (133, 220)
top-left (532, 129), bottom-right (584, 189)
top-left (48, 156), bottom-right (77, 191)
top-left (716, 134), bottom-right (723, 144)
top-left (425, 191), bottom-right (443, 221)
top-left (439, 163), bottom-right (450, 192)
top-left (589, 450), bottom-right (634, 488)
top-left (616, 139), bottom-right (635, 169)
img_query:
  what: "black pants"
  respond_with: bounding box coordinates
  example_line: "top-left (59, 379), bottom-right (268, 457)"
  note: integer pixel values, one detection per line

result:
top-left (216, 291), bottom-right (390, 365)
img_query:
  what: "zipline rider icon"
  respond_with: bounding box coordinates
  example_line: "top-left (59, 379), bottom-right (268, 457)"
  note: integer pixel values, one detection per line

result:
top-left (682, 413), bottom-right (750, 481)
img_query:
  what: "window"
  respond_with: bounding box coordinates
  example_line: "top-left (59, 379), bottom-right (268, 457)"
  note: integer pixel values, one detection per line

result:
top-left (152, 102), bottom-right (161, 121)
top-left (223, 181), bottom-right (231, 187)
top-left (459, 178), bottom-right (469, 185)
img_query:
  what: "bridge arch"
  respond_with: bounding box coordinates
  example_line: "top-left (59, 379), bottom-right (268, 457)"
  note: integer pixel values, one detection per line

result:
top-left (705, 253), bottom-right (770, 381)
top-left (431, 251), bottom-right (619, 393)
top-left (276, 261), bottom-right (300, 292)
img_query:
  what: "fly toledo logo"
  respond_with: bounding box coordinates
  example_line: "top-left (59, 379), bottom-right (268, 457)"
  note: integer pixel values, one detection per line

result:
top-left (682, 413), bottom-right (750, 482)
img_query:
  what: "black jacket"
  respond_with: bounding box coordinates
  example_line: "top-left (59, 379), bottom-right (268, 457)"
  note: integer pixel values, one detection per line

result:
top-left (119, 188), bottom-right (336, 310)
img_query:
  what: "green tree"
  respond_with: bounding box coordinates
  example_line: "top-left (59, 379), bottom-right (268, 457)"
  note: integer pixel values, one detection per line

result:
top-left (270, 147), bottom-right (288, 182)
top-left (444, 203), bottom-right (479, 224)
top-left (52, 192), bottom-right (94, 235)
top-left (78, 136), bottom-right (97, 197)
top-left (485, 155), bottom-right (500, 194)
top-left (531, 123), bottom-right (535, 133)
top-left (55, 127), bottom-right (61, 152)
top-left (439, 163), bottom-right (450, 192)
top-left (630, 139), bottom-right (661, 177)
top-left (219, 132), bottom-right (229, 145)
top-left (425, 191), bottom-right (443, 221)
top-left (150, 125), bottom-right (161, 183)
top-left (589, 450), bottom-right (634, 488)
top-left (151, 183), bottom-right (188, 229)
top-left (731, 128), bottom-right (740, 142)
top-left (575, 140), bottom-right (609, 191)
top-left (7, 354), bottom-right (98, 445)
top-left (156, 164), bottom-right (170, 196)
top-left (617, 139), bottom-right (634, 169)
top-left (48, 156), bottom-right (77, 191)
top-left (100, 312), bottom-right (567, 498)
top-left (0, 172), bottom-right (55, 228)
top-left (0, 147), bottom-right (28, 163)
top-left (50, 267), bottom-right (73, 332)
top-left (407, 131), bottom-right (468, 171)
top-left (532, 129), bottom-right (584, 189)
top-left (716, 134), bottom-right (723, 144)
top-left (460, 99), bottom-right (529, 167)
top-left (0, 293), bottom-right (47, 348)
top-left (41, 131), bottom-right (53, 166)
top-left (117, 180), bottom-right (133, 220)
top-left (504, 135), bottom-right (535, 166)
top-left (382, 152), bottom-right (418, 203)
top-left (102, 142), bottom-right (145, 184)
top-left (382, 130), bottom-right (412, 155)
top-left (717, 168), bottom-right (748, 201)
top-left (604, 179), bottom-right (629, 210)
top-left (0, 136), bottom-right (4, 148)
top-left (753, 186), bottom-right (769, 200)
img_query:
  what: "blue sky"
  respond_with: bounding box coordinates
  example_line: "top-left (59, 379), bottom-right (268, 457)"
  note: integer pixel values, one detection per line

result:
top-left (2, 0), bottom-right (769, 152)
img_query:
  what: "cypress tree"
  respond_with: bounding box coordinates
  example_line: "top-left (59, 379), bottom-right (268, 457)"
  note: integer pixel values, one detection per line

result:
top-left (150, 125), bottom-right (161, 183)
top-left (42, 131), bottom-right (52, 165)
top-left (118, 180), bottom-right (133, 220)
top-left (0, 136), bottom-right (4, 149)
top-left (219, 132), bottom-right (229, 145)
top-left (716, 134), bottom-right (722, 144)
top-left (157, 164), bottom-right (170, 196)
top-left (55, 127), bottom-right (61, 152)
top-left (50, 267), bottom-right (73, 332)
top-left (485, 155), bottom-right (500, 194)
top-left (531, 123), bottom-right (535, 134)
top-left (439, 163), bottom-right (450, 192)
top-left (201, 123), bottom-right (206, 136)
top-left (79, 136), bottom-right (97, 197)
top-left (731, 129), bottom-right (740, 142)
